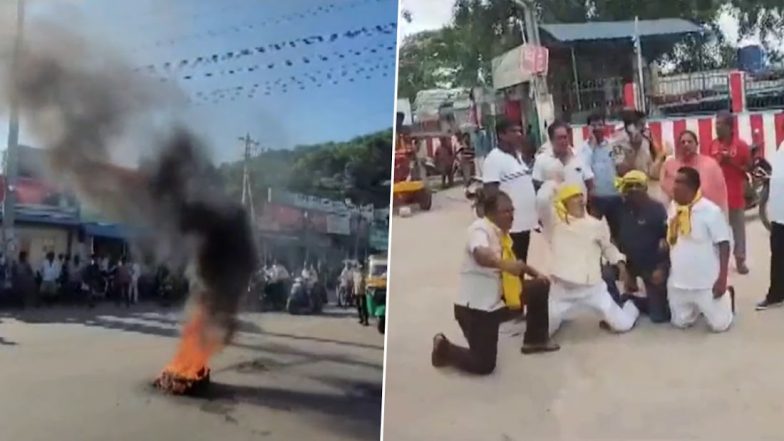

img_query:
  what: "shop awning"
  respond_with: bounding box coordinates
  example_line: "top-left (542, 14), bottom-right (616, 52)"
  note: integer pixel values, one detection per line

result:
top-left (82, 223), bottom-right (133, 240)
top-left (540, 19), bottom-right (702, 44)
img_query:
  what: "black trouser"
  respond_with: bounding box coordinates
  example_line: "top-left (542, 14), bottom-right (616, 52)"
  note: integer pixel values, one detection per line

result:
top-left (356, 292), bottom-right (369, 324)
top-left (766, 222), bottom-right (784, 303)
top-left (443, 279), bottom-right (550, 375)
top-left (449, 305), bottom-right (504, 375)
top-left (522, 279), bottom-right (550, 345)
top-left (510, 230), bottom-right (531, 263)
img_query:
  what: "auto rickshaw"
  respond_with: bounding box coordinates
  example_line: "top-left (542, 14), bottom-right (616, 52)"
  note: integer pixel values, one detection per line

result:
top-left (365, 254), bottom-right (387, 334)
top-left (393, 130), bottom-right (432, 211)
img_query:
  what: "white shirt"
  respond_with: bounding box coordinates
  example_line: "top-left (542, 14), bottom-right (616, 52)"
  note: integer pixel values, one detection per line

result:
top-left (769, 144), bottom-right (784, 225)
top-left (668, 198), bottom-right (731, 290)
top-left (40, 259), bottom-right (61, 282)
top-left (456, 218), bottom-right (504, 312)
top-left (482, 147), bottom-right (538, 233)
top-left (131, 263), bottom-right (141, 282)
top-left (532, 149), bottom-right (594, 196)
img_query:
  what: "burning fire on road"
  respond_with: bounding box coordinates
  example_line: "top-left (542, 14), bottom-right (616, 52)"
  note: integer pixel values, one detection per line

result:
top-left (154, 302), bottom-right (215, 395)
top-left (1, 19), bottom-right (258, 394)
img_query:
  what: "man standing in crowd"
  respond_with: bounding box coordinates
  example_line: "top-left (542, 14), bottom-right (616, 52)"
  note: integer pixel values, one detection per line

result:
top-left (14, 251), bottom-right (36, 309)
top-left (536, 181), bottom-right (639, 335)
top-left (354, 263), bottom-right (368, 326)
top-left (579, 113), bottom-right (622, 239)
top-left (666, 167), bottom-right (734, 332)
top-left (533, 120), bottom-right (594, 197)
top-left (482, 119), bottom-right (538, 262)
top-left (611, 110), bottom-right (664, 178)
top-left (431, 191), bottom-right (557, 376)
top-left (756, 133), bottom-right (784, 310)
top-left (661, 130), bottom-right (728, 212)
top-left (710, 111), bottom-right (752, 274)
top-left (39, 251), bottom-right (61, 305)
top-left (455, 132), bottom-right (475, 187)
top-left (84, 254), bottom-right (102, 308)
top-left (614, 170), bottom-right (671, 323)
top-left (116, 257), bottom-right (132, 308)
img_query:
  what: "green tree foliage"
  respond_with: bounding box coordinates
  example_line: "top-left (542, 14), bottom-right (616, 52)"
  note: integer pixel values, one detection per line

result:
top-left (398, 0), bottom-right (784, 94)
top-left (218, 130), bottom-right (393, 208)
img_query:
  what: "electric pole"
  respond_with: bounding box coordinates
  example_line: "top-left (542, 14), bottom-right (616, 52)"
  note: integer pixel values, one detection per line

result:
top-left (238, 133), bottom-right (261, 222)
top-left (513, 0), bottom-right (550, 144)
top-left (3, 0), bottom-right (25, 259)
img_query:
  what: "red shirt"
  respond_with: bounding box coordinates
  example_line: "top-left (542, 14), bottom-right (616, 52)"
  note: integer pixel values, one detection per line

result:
top-left (709, 138), bottom-right (750, 210)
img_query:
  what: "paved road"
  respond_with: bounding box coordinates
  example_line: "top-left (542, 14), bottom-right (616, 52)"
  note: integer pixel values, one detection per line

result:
top-left (0, 302), bottom-right (383, 441)
top-left (384, 187), bottom-right (783, 441)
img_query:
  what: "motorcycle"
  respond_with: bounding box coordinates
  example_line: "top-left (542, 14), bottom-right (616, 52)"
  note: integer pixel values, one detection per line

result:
top-left (746, 135), bottom-right (772, 232)
top-left (286, 277), bottom-right (324, 315)
top-left (464, 176), bottom-right (485, 217)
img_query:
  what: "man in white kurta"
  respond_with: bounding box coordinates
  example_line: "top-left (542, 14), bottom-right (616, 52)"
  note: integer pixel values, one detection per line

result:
top-left (666, 166), bottom-right (734, 332)
top-left (537, 182), bottom-right (639, 335)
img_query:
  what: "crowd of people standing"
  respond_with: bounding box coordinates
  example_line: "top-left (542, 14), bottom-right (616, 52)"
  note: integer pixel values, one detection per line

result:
top-left (432, 109), bottom-right (779, 376)
top-left (0, 250), bottom-right (184, 309)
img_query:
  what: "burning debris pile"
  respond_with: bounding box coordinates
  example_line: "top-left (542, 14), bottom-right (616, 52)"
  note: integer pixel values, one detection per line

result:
top-left (1, 21), bottom-right (257, 394)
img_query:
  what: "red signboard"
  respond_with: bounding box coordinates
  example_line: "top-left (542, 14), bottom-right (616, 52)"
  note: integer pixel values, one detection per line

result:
top-left (521, 45), bottom-right (549, 76)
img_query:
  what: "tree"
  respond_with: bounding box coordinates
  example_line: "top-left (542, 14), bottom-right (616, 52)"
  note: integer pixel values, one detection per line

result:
top-left (398, 0), bottom-right (784, 92)
top-left (218, 130), bottom-right (393, 209)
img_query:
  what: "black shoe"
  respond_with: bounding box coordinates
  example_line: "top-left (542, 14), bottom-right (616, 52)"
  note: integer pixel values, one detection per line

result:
top-left (756, 298), bottom-right (784, 311)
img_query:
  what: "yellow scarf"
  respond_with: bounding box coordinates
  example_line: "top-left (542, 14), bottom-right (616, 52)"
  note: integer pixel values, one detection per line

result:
top-left (488, 220), bottom-right (523, 310)
top-left (667, 190), bottom-right (702, 246)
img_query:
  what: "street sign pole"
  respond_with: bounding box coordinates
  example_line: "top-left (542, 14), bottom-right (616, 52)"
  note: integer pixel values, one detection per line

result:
top-left (3, 0), bottom-right (25, 259)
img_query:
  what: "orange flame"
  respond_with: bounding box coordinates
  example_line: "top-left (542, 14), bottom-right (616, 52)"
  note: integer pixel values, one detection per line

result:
top-left (160, 303), bottom-right (222, 380)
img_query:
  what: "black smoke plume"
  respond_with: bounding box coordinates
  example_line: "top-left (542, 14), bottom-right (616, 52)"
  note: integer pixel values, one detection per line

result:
top-left (1, 20), bottom-right (257, 343)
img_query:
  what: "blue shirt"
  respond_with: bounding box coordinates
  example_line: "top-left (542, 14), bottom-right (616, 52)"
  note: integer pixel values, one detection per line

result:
top-left (580, 140), bottom-right (618, 197)
top-left (617, 198), bottom-right (668, 272)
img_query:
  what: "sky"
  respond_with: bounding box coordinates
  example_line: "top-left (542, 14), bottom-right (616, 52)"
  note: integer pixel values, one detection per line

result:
top-left (0, 0), bottom-right (399, 164)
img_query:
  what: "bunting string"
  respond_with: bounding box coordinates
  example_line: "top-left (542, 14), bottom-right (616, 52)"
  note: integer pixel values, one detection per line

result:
top-left (132, 21), bottom-right (396, 74)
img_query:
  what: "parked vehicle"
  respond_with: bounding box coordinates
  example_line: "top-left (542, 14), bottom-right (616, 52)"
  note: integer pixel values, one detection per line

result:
top-left (364, 254), bottom-right (387, 334)
top-left (286, 277), bottom-right (323, 315)
top-left (746, 132), bottom-right (772, 231)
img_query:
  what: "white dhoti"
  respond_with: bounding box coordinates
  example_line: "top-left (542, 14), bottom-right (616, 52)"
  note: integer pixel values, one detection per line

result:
top-left (474, 156), bottom-right (484, 178)
top-left (549, 281), bottom-right (640, 336)
top-left (668, 286), bottom-right (733, 333)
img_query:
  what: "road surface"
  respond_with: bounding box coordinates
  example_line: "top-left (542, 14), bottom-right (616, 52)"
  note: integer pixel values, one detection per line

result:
top-left (384, 186), bottom-right (784, 441)
top-left (0, 302), bottom-right (383, 441)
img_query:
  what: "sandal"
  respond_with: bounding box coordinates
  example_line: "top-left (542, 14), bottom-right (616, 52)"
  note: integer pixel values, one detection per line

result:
top-left (431, 333), bottom-right (449, 368)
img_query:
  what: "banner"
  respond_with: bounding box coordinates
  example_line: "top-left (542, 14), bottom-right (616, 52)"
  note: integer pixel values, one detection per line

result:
top-left (369, 226), bottom-right (388, 251)
top-left (492, 46), bottom-right (532, 90)
top-left (0, 176), bottom-right (79, 221)
top-left (326, 213), bottom-right (351, 235)
top-left (521, 44), bottom-right (549, 76)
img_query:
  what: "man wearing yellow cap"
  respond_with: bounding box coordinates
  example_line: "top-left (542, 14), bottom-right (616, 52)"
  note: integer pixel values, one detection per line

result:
top-left (666, 166), bottom-right (734, 332)
top-left (536, 179), bottom-right (639, 335)
top-left (613, 170), bottom-right (671, 323)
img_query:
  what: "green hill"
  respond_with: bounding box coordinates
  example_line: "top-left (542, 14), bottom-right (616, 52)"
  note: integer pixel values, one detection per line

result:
top-left (218, 129), bottom-right (393, 208)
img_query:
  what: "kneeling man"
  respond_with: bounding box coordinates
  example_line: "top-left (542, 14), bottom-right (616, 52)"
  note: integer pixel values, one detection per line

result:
top-left (538, 182), bottom-right (639, 335)
top-left (667, 166), bottom-right (734, 332)
top-left (431, 191), bottom-right (558, 376)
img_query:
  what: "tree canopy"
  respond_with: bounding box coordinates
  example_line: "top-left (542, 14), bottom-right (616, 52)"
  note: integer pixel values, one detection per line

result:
top-left (218, 130), bottom-right (392, 208)
top-left (397, 0), bottom-right (784, 99)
